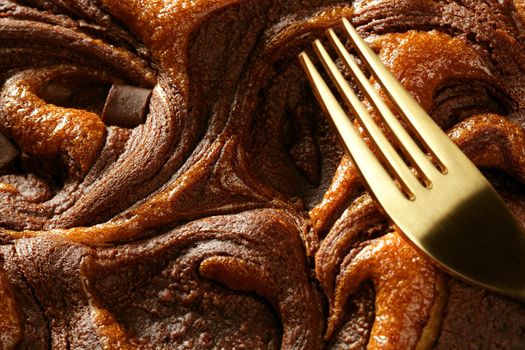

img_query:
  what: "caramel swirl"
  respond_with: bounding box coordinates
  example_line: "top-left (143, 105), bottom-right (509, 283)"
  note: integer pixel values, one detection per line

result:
top-left (0, 265), bottom-right (21, 350)
top-left (1, 66), bottom-right (108, 176)
top-left (1, 0), bottom-right (525, 349)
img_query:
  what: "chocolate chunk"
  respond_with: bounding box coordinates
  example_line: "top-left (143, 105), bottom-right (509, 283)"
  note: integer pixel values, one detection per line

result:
top-left (0, 133), bottom-right (18, 169)
top-left (40, 82), bottom-right (73, 106)
top-left (101, 84), bottom-right (152, 128)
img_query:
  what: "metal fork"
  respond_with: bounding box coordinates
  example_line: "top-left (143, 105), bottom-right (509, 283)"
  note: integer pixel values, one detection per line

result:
top-left (299, 18), bottom-right (525, 300)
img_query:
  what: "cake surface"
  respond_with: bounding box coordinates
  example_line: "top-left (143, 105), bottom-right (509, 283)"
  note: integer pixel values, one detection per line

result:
top-left (1, 0), bottom-right (525, 348)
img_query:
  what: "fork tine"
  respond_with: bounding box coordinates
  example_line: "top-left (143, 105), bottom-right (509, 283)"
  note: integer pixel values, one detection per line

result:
top-left (341, 18), bottom-right (449, 171)
top-left (298, 52), bottom-right (408, 203)
top-left (312, 39), bottom-right (421, 198)
top-left (326, 28), bottom-right (441, 186)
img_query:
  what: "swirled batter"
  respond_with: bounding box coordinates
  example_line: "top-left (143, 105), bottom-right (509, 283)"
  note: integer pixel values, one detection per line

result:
top-left (1, 0), bottom-right (525, 348)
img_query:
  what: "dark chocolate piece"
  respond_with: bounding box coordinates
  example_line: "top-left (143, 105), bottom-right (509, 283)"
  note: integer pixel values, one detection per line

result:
top-left (40, 83), bottom-right (73, 106)
top-left (2, 1), bottom-right (525, 349)
top-left (0, 133), bottom-right (18, 169)
top-left (101, 84), bottom-right (152, 128)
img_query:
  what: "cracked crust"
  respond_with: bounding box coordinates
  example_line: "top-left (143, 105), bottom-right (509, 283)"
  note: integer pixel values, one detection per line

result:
top-left (0, 0), bottom-right (525, 348)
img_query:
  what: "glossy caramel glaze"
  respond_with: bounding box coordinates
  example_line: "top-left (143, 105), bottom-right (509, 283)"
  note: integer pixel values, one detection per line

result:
top-left (1, 0), bottom-right (525, 349)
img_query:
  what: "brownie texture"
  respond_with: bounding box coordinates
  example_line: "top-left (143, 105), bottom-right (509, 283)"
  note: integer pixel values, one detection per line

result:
top-left (0, 0), bottom-right (525, 348)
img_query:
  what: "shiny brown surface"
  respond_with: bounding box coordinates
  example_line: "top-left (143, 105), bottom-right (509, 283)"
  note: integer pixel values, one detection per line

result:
top-left (0, 0), bottom-right (525, 349)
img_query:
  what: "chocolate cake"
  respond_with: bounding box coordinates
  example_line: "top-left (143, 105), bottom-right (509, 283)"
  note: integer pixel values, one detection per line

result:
top-left (1, 0), bottom-right (525, 348)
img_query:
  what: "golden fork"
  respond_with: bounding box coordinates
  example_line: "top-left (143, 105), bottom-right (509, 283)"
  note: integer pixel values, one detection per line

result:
top-left (299, 18), bottom-right (525, 300)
